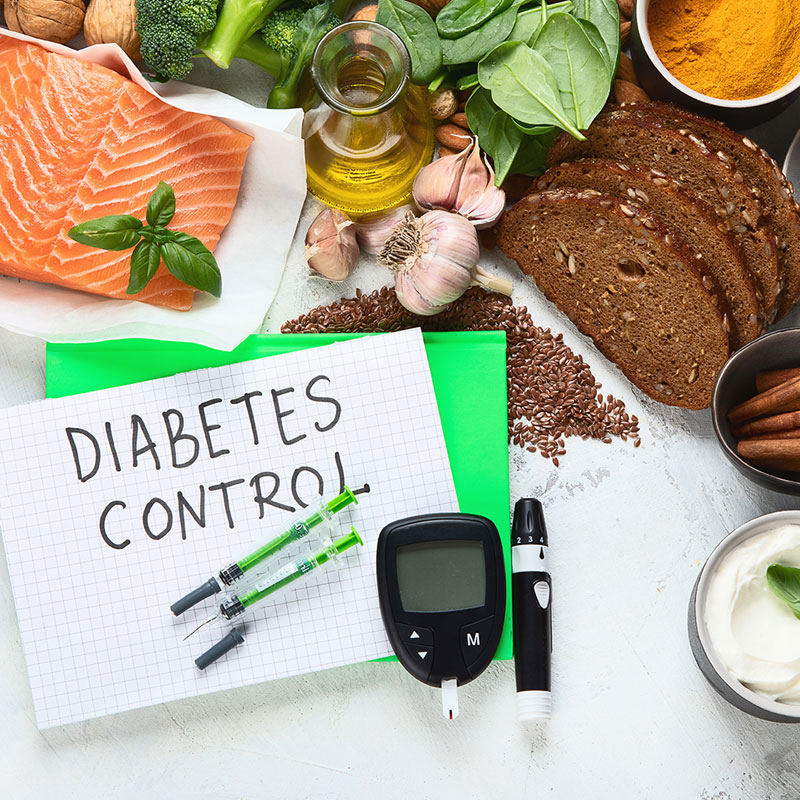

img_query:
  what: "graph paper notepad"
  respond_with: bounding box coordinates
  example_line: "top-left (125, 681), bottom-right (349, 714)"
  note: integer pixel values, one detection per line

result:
top-left (0, 328), bottom-right (458, 728)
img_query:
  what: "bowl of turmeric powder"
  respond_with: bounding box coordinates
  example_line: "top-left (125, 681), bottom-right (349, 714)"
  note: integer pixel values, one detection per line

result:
top-left (631, 0), bottom-right (800, 128)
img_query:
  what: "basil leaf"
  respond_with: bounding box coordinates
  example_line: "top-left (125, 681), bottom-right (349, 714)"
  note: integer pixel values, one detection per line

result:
top-left (68, 215), bottom-right (143, 251)
top-left (766, 564), bottom-right (800, 621)
top-left (146, 181), bottom-right (176, 228)
top-left (377, 0), bottom-right (442, 84)
top-left (466, 87), bottom-right (499, 146)
top-left (485, 110), bottom-right (524, 184)
top-left (127, 239), bottom-right (162, 295)
top-left (478, 41), bottom-right (584, 138)
top-left (160, 232), bottom-right (222, 297)
top-left (437, 0), bottom-right (514, 39)
top-left (532, 12), bottom-right (610, 129)
top-left (571, 0), bottom-right (620, 71)
top-left (442, 3), bottom-right (520, 65)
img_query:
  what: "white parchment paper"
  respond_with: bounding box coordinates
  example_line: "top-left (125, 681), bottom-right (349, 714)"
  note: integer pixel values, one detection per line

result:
top-left (0, 29), bottom-right (306, 351)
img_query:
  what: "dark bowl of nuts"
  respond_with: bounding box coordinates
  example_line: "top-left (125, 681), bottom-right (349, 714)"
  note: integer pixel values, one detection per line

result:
top-left (711, 329), bottom-right (800, 496)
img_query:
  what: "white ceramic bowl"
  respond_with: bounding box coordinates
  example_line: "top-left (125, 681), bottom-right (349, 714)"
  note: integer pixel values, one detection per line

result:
top-left (689, 510), bottom-right (800, 722)
top-left (631, 0), bottom-right (800, 129)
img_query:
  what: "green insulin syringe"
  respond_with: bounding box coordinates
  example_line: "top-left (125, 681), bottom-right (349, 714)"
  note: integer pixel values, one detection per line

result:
top-left (193, 528), bottom-right (363, 669)
top-left (170, 486), bottom-right (359, 617)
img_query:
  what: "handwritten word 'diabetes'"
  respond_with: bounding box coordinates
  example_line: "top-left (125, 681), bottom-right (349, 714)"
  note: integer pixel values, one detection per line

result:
top-left (62, 375), bottom-right (360, 551)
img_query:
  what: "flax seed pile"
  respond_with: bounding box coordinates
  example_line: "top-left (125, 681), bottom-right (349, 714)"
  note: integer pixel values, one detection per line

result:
top-left (282, 287), bottom-right (641, 463)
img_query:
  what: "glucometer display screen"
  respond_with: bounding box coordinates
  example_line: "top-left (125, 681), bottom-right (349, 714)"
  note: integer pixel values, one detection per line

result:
top-left (396, 540), bottom-right (486, 613)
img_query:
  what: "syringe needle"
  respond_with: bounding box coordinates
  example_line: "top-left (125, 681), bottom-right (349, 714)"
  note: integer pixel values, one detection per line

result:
top-left (183, 613), bottom-right (219, 640)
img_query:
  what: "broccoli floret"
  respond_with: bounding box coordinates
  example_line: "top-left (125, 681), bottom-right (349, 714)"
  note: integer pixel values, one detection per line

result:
top-left (203, 0), bottom-right (352, 71)
top-left (136, 0), bottom-right (284, 81)
top-left (261, 7), bottom-right (306, 57)
top-left (263, 2), bottom-right (342, 109)
top-left (202, 0), bottom-right (286, 70)
top-left (136, 0), bottom-right (218, 81)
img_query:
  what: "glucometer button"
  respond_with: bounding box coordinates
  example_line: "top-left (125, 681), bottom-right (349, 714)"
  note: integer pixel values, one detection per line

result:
top-left (397, 623), bottom-right (433, 647)
top-left (405, 644), bottom-right (433, 680)
top-left (460, 616), bottom-right (494, 669)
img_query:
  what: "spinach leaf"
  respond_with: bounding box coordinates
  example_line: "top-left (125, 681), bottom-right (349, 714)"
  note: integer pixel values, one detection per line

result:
top-left (486, 110), bottom-right (524, 184)
top-left (578, 18), bottom-right (612, 74)
top-left (442, 3), bottom-right (520, 65)
top-left (531, 12), bottom-right (610, 129)
top-left (437, 0), bottom-right (514, 39)
top-left (457, 73), bottom-right (480, 89)
top-left (511, 127), bottom-right (558, 174)
top-left (68, 216), bottom-right (143, 251)
top-left (512, 120), bottom-right (554, 135)
top-left (127, 239), bottom-right (162, 295)
top-left (571, 0), bottom-right (620, 70)
top-left (766, 564), bottom-right (800, 621)
top-left (377, 0), bottom-right (442, 84)
top-left (465, 87), bottom-right (499, 145)
top-left (477, 41), bottom-right (583, 138)
top-left (509, 1), bottom-right (576, 45)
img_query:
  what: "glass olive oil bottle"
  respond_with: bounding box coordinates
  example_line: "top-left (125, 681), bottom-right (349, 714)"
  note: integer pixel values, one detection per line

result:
top-left (304, 22), bottom-right (435, 218)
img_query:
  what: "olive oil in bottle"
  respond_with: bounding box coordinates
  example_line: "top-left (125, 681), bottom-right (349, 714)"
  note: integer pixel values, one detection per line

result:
top-left (304, 22), bottom-right (435, 218)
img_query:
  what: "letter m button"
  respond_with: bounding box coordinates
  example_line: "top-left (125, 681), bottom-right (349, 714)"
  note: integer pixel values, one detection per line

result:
top-left (466, 631), bottom-right (480, 647)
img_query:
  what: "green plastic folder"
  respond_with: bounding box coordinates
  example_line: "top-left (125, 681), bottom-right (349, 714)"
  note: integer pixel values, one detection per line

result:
top-left (45, 331), bottom-right (512, 661)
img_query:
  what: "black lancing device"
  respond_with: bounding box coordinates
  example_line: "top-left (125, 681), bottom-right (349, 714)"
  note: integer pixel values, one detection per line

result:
top-left (376, 513), bottom-right (506, 719)
top-left (511, 498), bottom-right (552, 721)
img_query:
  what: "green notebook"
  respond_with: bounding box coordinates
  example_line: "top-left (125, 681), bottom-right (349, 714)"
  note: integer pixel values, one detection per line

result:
top-left (46, 331), bottom-right (512, 660)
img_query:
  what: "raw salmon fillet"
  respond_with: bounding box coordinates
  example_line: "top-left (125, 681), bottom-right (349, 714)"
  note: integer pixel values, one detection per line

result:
top-left (0, 37), bottom-right (253, 310)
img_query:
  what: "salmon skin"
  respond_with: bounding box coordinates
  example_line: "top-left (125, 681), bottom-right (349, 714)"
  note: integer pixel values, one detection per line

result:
top-left (0, 38), bottom-right (252, 310)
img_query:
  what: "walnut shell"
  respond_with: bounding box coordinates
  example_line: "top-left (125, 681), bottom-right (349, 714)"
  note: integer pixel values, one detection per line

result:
top-left (4, 0), bottom-right (85, 44)
top-left (83, 0), bottom-right (140, 60)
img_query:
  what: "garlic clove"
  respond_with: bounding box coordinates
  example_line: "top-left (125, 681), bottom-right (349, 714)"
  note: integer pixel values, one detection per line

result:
top-left (412, 142), bottom-right (473, 213)
top-left (305, 207), bottom-right (359, 281)
top-left (455, 145), bottom-right (506, 229)
top-left (354, 205), bottom-right (415, 255)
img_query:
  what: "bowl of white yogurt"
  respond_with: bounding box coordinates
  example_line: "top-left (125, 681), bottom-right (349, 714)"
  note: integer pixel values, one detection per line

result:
top-left (690, 510), bottom-right (800, 722)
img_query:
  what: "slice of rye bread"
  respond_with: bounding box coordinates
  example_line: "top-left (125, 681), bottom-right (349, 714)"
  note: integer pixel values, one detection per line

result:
top-left (497, 189), bottom-right (733, 409)
top-left (533, 158), bottom-right (761, 348)
top-left (546, 115), bottom-right (782, 322)
top-left (611, 102), bottom-right (800, 319)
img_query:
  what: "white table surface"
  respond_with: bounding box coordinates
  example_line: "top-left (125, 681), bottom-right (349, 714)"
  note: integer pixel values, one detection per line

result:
top-left (2, 61), bottom-right (800, 800)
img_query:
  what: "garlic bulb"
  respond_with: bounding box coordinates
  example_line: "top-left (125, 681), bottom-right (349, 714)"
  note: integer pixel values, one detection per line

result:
top-left (377, 211), bottom-right (512, 316)
top-left (412, 138), bottom-right (506, 229)
top-left (305, 208), bottom-right (359, 281)
top-left (354, 205), bottom-right (415, 255)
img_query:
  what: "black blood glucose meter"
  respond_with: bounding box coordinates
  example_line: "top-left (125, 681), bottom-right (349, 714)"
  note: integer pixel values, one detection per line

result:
top-left (376, 513), bottom-right (506, 719)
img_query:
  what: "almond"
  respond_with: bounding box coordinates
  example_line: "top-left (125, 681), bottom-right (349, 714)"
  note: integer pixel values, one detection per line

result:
top-left (616, 52), bottom-right (639, 86)
top-left (617, 0), bottom-right (634, 20)
top-left (620, 20), bottom-right (631, 49)
top-left (614, 79), bottom-right (649, 104)
top-left (436, 123), bottom-right (472, 151)
top-left (449, 111), bottom-right (469, 130)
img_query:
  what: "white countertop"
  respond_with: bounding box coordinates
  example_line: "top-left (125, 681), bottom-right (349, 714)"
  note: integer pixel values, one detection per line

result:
top-left (2, 62), bottom-right (800, 800)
